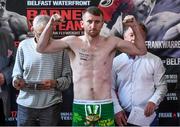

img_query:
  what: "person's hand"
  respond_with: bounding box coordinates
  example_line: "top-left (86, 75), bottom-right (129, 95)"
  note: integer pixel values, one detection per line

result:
top-left (115, 111), bottom-right (128, 126)
top-left (50, 14), bottom-right (65, 24)
top-left (123, 15), bottom-right (138, 27)
top-left (144, 101), bottom-right (156, 117)
top-left (41, 79), bottom-right (57, 90)
top-left (13, 78), bottom-right (25, 90)
top-left (0, 73), bottom-right (5, 86)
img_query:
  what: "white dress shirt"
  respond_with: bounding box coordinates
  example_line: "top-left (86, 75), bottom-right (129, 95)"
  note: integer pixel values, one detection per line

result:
top-left (112, 52), bottom-right (167, 114)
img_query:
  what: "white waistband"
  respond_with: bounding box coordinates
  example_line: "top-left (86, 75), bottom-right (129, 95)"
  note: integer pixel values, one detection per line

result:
top-left (73, 99), bottom-right (112, 105)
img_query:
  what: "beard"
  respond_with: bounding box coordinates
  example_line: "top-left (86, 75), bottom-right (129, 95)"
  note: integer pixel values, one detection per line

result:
top-left (87, 29), bottom-right (100, 37)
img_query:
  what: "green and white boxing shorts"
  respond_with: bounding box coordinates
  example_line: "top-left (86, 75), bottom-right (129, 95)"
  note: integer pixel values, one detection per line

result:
top-left (72, 99), bottom-right (115, 126)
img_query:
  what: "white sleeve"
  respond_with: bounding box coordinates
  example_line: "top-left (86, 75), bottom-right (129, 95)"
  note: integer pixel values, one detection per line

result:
top-left (149, 58), bottom-right (168, 105)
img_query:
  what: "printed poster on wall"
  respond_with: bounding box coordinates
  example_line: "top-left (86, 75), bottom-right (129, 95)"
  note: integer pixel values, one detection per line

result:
top-left (3, 0), bottom-right (180, 126)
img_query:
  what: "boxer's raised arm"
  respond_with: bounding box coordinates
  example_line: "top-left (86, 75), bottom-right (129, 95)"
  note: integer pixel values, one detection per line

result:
top-left (37, 14), bottom-right (69, 53)
top-left (116, 15), bottom-right (147, 55)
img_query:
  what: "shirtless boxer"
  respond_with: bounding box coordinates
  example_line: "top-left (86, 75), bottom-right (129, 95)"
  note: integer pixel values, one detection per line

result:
top-left (36, 6), bottom-right (147, 126)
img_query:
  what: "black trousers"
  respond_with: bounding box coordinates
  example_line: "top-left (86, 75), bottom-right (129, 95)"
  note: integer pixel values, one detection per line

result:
top-left (0, 98), bottom-right (5, 125)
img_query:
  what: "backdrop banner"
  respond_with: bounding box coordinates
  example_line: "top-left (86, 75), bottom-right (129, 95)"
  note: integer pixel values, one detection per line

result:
top-left (4, 0), bottom-right (180, 126)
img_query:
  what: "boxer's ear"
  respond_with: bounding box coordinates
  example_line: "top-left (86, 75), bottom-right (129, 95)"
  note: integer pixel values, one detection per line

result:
top-left (80, 20), bottom-right (84, 28)
top-left (31, 26), bottom-right (34, 32)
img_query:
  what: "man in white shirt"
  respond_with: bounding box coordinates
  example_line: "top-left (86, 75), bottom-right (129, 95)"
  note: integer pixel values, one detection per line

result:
top-left (112, 23), bottom-right (168, 126)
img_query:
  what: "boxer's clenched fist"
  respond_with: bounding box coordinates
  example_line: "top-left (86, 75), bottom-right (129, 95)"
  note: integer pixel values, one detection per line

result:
top-left (123, 15), bottom-right (138, 27)
top-left (123, 15), bottom-right (135, 23)
top-left (50, 14), bottom-right (65, 24)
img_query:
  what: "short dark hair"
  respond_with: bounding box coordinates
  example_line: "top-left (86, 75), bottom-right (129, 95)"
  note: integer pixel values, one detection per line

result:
top-left (82, 6), bottom-right (104, 17)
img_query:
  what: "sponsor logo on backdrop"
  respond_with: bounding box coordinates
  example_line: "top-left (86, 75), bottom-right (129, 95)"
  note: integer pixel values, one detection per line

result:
top-left (165, 93), bottom-right (178, 101)
top-left (26, 0), bottom-right (90, 38)
top-left (165, 74), bottom-right (178, 84)
top-left (146, 41), bottom-right (180, 49)
top-left (99, 0), bottom-right (114, 7)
